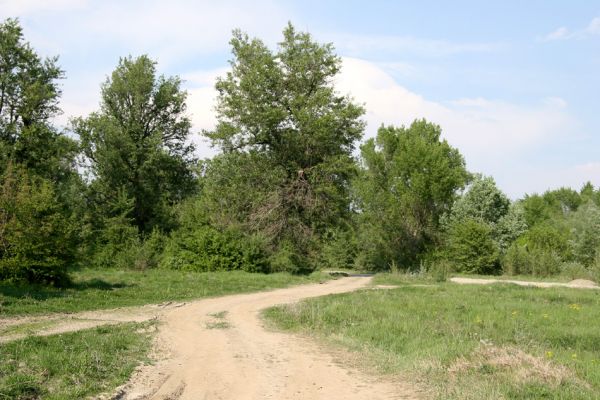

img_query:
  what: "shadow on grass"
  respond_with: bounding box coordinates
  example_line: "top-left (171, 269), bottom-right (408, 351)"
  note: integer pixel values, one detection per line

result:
top-left (0, 279), bottom-right (134, 301)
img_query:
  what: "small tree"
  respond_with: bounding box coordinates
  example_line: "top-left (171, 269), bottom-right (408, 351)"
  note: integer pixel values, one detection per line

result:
top-left (446, 219), bottom-right (499, 274)
top-left (0, 165), bottom-right (75, 285)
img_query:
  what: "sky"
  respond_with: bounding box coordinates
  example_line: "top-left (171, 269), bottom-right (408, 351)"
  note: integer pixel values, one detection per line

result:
top-left (1, 0), bottom-right (599, 198)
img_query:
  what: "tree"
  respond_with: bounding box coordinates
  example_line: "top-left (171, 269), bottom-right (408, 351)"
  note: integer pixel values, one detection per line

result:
top-left (0, 165), bottom-right (76, 285)
top-left (443, 175), bottom-right (510, 227)
top-left (0, 19), bottom-right (82, 284)
top-left (354, 120), bottom-right (469, 270)
top-left (74, 55), bottom-right (196, 234)
top-left (0, 19), bottom-right (62, 145)
top-left (0, 19), bottom-right (78, 179)
top-left (494, 203), bottom-right (527, 252)
top-left (202, 24), bottom-right (365, 272)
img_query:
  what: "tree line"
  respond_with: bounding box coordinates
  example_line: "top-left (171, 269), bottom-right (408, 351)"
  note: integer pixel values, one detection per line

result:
top-left (1, 19), bottom-right (599, 286)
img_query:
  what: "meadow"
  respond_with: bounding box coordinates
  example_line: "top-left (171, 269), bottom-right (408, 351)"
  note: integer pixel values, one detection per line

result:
top-left (264, 274), bottom-right (600, 399)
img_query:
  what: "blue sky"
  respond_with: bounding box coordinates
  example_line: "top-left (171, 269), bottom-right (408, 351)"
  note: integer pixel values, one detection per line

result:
top-left (1, 0), bottom-right (599, 198)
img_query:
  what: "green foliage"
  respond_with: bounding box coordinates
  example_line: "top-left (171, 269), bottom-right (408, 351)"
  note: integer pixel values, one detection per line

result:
top-left (318, 227), bottom-right (357, 271)
top-left (202, 24), bottom-right (365, 272)
top-left (355, 120), bottom-right (468, 270)
top-left (74, 55), bottom-right (197, 235)
top-left (445, 219), bottom-right (500, 274)
top-left (567, 201), bottom-right (600, 266)
top-left (519, 222), bottom-right (571, 259)
top-left (560, 261), bottom-right (590, 280)
top-left (0, 166), bottom-right (75, 285)
top-left (444, 175), bottom-right (510, 227)
top-left (494, 203), bottom-right (528, 252)
top-left (502, 243), bottom-right (562, 276)
top-left (0, 19), bottom-right (63, 147)
top-left (161, 225), bottom-right (269, 273)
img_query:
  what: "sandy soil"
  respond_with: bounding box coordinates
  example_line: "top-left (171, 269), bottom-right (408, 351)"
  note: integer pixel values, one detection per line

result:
top-left (0, 302), bottom-right (186, 343)
top-left (450, 277), bottom-right (599, 289)
top-left (108, 276), bottom-right (421, 400)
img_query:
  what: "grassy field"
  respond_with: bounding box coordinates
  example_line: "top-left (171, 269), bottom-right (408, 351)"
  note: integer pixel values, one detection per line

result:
top-left (0, 322), bottom-right (154, 400)
top-left (264, 274), bottom-right (600, 399)
top-left (0, 268), bottom-right (329, 317)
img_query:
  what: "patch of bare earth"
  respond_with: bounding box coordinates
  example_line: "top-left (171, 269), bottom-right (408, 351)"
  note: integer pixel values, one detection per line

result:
top-left (102, 277), bottom-right (422, 400)
top-left (0, 302), bottom-right (186, 343)
top-left (450, 277), bottom-right (599, 290)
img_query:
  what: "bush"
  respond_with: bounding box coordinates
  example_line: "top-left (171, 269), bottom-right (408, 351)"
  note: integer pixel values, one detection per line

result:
top-left (502, 244), bottom-right (562, 277)
top-left (427, 259), bottom-right (451, 282)
top-left (0, 166), bottom-right (75, 286)
top-left (518, 222), bottom-right (570, 259)
top-left (319, 228), bottom-right (357, 271)
top-left (567, 202), bottom-right (600, 266)
top-left (588, 252), bottom-right (600, 284)
top-left (445, 219), bottom-right (500, 274)
top-left (91, 213), bottom-right (140, 269)
top-left (560, 261), bottom-right (590, 280)
top-left (160, 225), bottom-right (269, 273)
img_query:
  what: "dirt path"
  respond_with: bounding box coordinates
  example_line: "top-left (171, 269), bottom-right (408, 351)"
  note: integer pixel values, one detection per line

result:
top-left (110, 276), bottom-right (420, 400)
top-left (450, 277), bottom-right (599, 289)
top-left (0, 302), bottom-right (186, 343)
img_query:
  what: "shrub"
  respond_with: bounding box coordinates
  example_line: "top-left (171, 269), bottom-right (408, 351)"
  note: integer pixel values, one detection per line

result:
top-left (0, 166), bottom-right (75, 285)
top-left (160, 225), bottom-right (269, 273)
top-left (567, 202), bottom-right (600, 266)
top-left (518, 222), bottom-right (570, 259)
top-left (560, 261), bottom-right (590, 280)
top-left (91, 212), bottom-right (140, 269)
top-left (445, 219), bottom-right (500, 274)
top-left (502, 244), bottom-right (562, 277)
top-left (319, 228), bottom-right (357, 271)
top-left (427, 259), bottom-right (451, 282)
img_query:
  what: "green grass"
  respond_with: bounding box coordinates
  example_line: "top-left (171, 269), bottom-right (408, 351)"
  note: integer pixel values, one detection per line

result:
top-left (264, 276), bottom-right (600, 399)
top-left (0, 322), bottom-right (154, 400)
top-left (0, 268), bottom-right (329, 317)
top-left (0, 320), bottom-right (57, 337)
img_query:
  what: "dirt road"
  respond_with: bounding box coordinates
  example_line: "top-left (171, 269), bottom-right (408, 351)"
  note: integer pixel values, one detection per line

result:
top-left (115, 276), bottom-right (420, 400)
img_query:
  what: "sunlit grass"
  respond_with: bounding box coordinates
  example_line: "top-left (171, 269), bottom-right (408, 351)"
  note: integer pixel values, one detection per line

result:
top-left (0, 322), bottom-right (154, 400)
top-left (265, 276), bottom-right (600, 399)
top-left (0, 268), bottom-right (329, 317)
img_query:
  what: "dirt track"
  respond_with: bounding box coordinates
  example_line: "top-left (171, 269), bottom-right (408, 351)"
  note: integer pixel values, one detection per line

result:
top-left (450, 277), bottom-right (599, 289)
top-left (111, 276), bottom-right (420, 400)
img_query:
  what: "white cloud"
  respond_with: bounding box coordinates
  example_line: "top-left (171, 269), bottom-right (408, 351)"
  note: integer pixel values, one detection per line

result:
top-left (335, 57), bottom-right (584, 197)
top-left (541, 27), bottom-right (571, 41)
top-left (541, 16), bottom-right (600, 41)
top-left (337, 57), bottom-right (572, 154)
top-left (586, 17), bottom-right (600, 34)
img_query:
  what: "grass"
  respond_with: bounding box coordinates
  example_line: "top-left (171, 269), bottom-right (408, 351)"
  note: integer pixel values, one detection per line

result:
top-left (264, 275), bottom-right (600, 399)
top-left (0, 320), bottom-right (58, 337)
top-left (0, 268), bottom-right (329, 317)
top-left (0, 322), bottom-right (154, 400)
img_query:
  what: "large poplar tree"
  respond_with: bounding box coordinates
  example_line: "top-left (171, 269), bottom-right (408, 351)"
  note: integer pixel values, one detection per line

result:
top-left (203, 23), bottom-right (365, 271)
